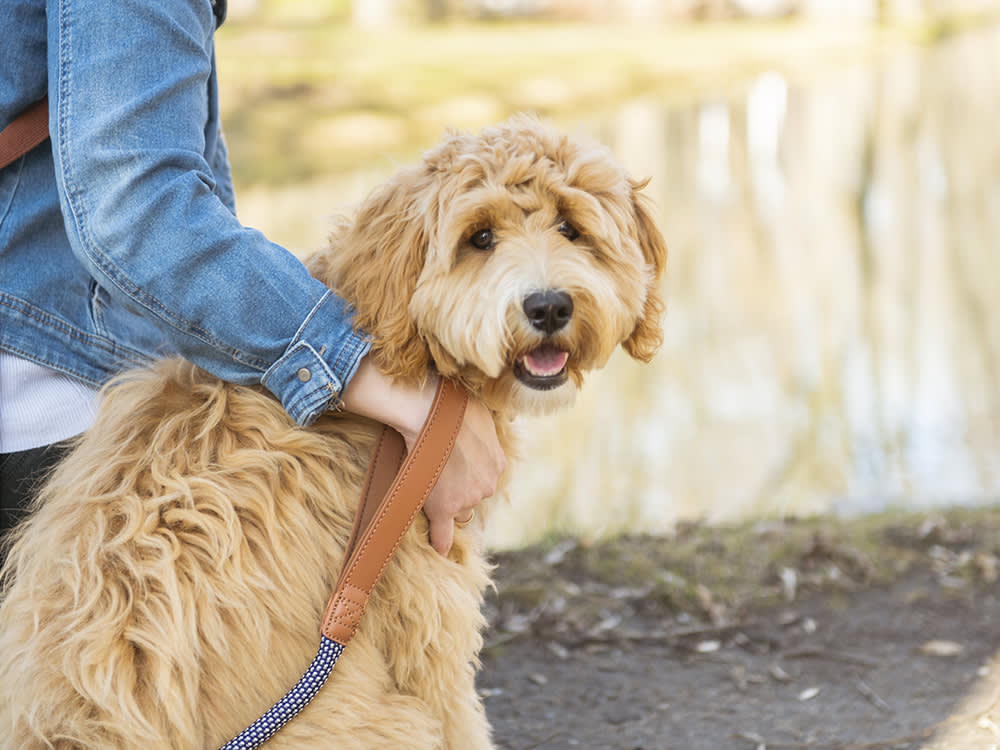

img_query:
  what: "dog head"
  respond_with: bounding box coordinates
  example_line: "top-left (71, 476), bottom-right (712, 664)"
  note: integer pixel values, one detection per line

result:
top-left (311, 114), bottom-right (667, 416)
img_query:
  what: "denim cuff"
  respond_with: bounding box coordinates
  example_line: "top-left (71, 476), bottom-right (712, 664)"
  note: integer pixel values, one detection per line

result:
top-left (262, 291), bottom-right (371, 426)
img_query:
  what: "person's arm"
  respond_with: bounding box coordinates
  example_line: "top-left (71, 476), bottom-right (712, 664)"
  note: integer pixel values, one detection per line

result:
top-left (341, 360), bottom-right (506, 556)
top-left (46, 0), bottom-right (506, 554)
top-left (47, 0), bottom-right (365, 425)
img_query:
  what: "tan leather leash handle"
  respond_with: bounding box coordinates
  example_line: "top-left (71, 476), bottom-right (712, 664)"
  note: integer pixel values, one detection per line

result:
top-left (0, 96), bottom-right (50, 170)
top-left (321, 377), bottom-right (468, 646)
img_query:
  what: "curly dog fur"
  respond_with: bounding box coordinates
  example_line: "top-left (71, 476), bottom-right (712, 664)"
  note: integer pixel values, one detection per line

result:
top-left (0, 115), bottom-right (667, 749)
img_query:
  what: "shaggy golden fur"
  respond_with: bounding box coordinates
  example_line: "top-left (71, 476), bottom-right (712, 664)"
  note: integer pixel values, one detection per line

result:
top-left (0, 115), bottom-right (667, 749)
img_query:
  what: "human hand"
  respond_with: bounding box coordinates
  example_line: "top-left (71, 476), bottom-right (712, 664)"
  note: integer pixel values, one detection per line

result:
top-left (417, 394), bottom-right (505, 556)
top-left (340, 359), bottom-right (506, 556)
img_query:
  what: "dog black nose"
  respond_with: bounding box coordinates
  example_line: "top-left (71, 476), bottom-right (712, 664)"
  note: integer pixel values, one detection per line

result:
top-left (523, 290), bottom-right (574, 335)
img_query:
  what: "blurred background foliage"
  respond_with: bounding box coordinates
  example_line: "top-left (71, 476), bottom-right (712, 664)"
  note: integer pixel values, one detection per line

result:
top-left (215, 1), bottom-right (1000, 548)
top-left (216, 0), bottom-right (999, 187)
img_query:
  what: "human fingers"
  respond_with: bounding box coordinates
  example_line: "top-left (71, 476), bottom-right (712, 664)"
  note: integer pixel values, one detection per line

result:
top-left (427, 512), bottom-right (456, 557)
top-left (452, 397), bottom-right (506, 496)
top-left (422, 398), bottom-right (505, 555)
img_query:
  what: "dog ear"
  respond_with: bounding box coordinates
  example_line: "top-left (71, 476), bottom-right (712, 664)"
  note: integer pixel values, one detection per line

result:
top-left (311, 166), bottom-right (435, 380)
top-left (621, 178), bottom-right (668, 363)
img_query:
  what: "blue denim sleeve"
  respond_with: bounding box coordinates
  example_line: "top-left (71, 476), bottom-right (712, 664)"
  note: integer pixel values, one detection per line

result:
top-left (45, 0), bottom-right (369, 425)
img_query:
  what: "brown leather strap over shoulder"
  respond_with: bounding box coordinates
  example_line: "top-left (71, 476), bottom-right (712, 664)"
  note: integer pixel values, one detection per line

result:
top-left (321, 377), bottom-right (468, 646)
top-left (0, 96), bottom-right (50, 171)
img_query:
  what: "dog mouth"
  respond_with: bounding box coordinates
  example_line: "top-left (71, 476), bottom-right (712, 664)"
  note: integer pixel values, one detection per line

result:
top-left (513, 345), bottom-right (570, 390)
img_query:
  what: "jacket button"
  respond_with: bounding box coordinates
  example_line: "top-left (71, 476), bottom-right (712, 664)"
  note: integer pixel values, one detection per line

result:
top-left (297, 368), bottom-right (312, 382)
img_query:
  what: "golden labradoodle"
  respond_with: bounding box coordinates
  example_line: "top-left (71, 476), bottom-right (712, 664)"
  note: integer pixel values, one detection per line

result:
top-left (0, 115), bottom-right (667, 749)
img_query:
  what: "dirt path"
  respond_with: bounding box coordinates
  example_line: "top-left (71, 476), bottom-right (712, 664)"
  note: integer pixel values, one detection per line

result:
top-left (478, 508), bottom-right (1000, 749)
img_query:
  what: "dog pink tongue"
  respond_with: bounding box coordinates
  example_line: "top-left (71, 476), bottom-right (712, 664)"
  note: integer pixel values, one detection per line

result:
top-left (523, 347), bottom-right (569, 377)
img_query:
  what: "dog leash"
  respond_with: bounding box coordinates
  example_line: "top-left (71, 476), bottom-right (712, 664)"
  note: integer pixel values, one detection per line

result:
top-left (2, 96), bottom-right (472, 750)
top-left (219, 377), bottom-right (469, 749)
top-left (2, 16), bottom-right (228, 169)
top-left (0, 96), bottom-right (50, 170)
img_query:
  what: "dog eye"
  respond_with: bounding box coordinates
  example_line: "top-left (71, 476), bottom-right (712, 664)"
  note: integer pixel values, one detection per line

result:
top-left (557, 220), bottom-right (580, 241)
top-left (469, 228), bottom-right (495, 251)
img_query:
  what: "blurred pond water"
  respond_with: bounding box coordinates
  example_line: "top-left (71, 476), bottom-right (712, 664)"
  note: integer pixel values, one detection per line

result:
top-left (237, 26), bottom-right (1000, 549)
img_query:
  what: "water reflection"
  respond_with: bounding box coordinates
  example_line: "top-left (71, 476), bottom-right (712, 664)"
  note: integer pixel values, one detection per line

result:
top-left (238, 27), bottom-right (1000, 549)
top-left (489, 26), bottom-right (1000, 548)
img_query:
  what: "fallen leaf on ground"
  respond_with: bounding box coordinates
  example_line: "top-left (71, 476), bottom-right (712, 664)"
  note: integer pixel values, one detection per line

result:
top-left (919, 640), bottom-right (965, 657)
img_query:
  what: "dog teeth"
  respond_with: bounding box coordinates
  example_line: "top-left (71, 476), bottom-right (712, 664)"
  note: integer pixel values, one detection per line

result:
top-left (522, 348), bottom-right (569, 377)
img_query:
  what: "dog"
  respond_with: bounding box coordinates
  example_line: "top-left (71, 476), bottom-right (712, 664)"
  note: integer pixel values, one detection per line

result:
top-left (0, 114), bottom-right (666, 749)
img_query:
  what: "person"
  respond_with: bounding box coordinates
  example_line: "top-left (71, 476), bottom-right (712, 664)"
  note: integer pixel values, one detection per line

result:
top-left (0, 0), bottom-right (506, 558)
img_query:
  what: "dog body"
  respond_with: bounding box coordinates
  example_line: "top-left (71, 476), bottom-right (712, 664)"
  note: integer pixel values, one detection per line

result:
top-left (0, 116), bottom-right (666, 749)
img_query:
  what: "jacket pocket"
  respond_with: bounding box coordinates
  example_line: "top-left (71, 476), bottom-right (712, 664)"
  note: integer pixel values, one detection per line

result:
top-left (0, 159), bottom-right (22, 232)
top-left (88, 280), bottom-right (173, 362)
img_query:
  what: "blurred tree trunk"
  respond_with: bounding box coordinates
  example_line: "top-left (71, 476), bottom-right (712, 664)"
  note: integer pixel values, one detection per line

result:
top-left (425, 0), bottom-right (449, 21)
top-left (698, 0), bottom-right (733, 18)
top-left (353, 0), bottom-right (453, 25)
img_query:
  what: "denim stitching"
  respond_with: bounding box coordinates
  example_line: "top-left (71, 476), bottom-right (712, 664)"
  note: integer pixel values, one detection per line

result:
top-left (0, 154), bottom-right (24, 228)
top-left (1, 293), bottom-right (149, 366)
top-left (55, 0), bottom-right (267, 373)
top-left (0, 342), bottom-right (104, 388)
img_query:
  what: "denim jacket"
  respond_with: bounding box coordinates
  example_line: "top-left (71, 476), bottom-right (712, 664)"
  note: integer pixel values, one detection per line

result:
top-left (0, 0), bottom-right (370, 426)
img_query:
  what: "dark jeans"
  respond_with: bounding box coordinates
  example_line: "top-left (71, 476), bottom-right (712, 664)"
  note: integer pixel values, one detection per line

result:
top-left (0, 442), bottom-right (71, 554)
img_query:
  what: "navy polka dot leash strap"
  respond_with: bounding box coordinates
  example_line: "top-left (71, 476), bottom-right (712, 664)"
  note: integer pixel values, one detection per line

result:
top-left (218, 378), bottom-right (468, 749)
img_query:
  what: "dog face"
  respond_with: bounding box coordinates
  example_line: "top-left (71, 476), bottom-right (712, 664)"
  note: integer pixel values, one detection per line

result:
top-left (312, 115), bottom-right (667, 415)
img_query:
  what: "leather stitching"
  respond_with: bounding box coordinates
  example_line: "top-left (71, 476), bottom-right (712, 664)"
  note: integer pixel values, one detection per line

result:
top-left (321, 379), bottom-right (468, 644)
